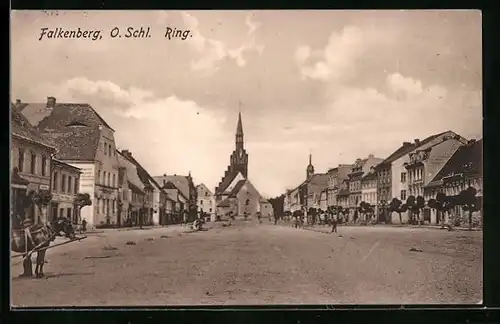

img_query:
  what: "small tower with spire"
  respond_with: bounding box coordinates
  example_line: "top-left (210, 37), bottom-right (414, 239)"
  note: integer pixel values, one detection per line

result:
top-left (306, 153), bottom-right (314, 180)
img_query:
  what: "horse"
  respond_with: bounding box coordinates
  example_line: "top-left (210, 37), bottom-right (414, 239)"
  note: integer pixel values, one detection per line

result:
top-left (11, 217), bottom-right (76, 278)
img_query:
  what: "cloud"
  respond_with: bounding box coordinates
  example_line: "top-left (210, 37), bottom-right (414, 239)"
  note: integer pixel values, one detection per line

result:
top-left (295, 25), bottom-right (395, 82)
top-left (28, 78), bottom-right (233, 192)
top-left (182, 12), bottom-right (264, 72)
top-left (386, 73), bottom-right (424, 96)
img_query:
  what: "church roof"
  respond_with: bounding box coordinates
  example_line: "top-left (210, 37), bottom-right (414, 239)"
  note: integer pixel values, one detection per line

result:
top-left (215, 171), bottom-right (238, 195)
top-left (236, 112), bottom-right (243, 135)
top-left (217, 198), bottom-right (231, 207)
top-left (229, 179), bottom-right (246, 198)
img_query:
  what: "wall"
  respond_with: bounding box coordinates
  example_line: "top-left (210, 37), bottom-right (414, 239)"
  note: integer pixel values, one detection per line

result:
top-left (260, 202), bottom-right (274, 217)
top-left (391, 155), bottom-right (410, 203)
top-left (11, 137), bottom-right (53, 224)
top-left (152, 185), bottom-right (160, 225)
top-left (67, 162), bottom-right (96, 227)
top-left (236, 181), bottom-right (261, 218)
top-left (51, 162), bottom-right (81, 222)
top-left (93, 128), bottom-right (121, 226)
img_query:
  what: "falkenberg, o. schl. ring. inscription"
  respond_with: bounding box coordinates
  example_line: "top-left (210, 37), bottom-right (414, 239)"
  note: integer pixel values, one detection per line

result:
top-left (38, 27), bottom-right (103, 41)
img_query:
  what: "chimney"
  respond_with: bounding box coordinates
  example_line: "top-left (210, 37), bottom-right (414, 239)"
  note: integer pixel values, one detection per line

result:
top-left (121, 149), bottom-right (131, 157)
top-left (403, 141), bottom-right (411, 146)
top-left (46, 96), bottom-right (56, 108)
top-left (414, 138), bottom-right (420, 145)
top-left (15, 99), bottom-right (21, 105)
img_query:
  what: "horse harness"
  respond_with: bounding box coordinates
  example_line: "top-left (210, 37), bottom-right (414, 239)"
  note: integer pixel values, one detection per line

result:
top-left (23, 223), bottom-right (57, 255)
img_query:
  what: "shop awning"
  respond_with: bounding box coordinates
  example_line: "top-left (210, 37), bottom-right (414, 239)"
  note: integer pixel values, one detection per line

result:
top-left (11, 169), bottom-right (29, 187)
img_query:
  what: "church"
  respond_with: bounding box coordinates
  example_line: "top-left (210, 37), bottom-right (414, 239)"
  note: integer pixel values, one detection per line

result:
top-left (214, 112), bottom-right (273, 219)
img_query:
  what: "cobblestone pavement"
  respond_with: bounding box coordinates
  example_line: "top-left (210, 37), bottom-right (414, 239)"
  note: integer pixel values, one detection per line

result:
top-left (10, 221), bottom-right (482, 307)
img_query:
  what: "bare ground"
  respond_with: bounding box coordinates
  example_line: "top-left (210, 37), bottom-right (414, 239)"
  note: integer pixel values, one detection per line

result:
top-left (10, 221), bottom-right (482, 307)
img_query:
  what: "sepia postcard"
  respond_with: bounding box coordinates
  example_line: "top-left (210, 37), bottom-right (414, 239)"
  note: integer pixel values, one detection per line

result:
top-left (10, 10), bottom-right (482, 307)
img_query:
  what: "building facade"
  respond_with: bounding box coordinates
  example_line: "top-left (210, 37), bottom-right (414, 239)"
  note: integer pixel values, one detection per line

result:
top-left (51, 160), bottom-right (82, 223)
top-left (196, 183), bottom-right (216, 219)
top-left (424, 139), bottom-right (482, 225)
top-left (11, 105), bottom-right (56, 225)
top-left (18, 97), bottom-right (121, 229)
top-left (326, 164), bottom-right (352, 208)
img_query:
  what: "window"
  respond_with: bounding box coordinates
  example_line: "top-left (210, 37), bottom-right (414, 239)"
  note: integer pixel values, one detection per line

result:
top-left (53, 172), bottom-right (58, 191)
top-left (103, 171), bottom-right (107, 185)
top-left (209, 208), bottom-right (212, 212)
top-left (107, 173), bottom-right (111, 186)
top-left (61, 174), bottom-right (66, 192)
top-left (104, 142), bottom-right (107, 155)
top-left (74, 178), bottom-right (79, 194)
top-left (67, 208), bottom-right (72, 219)
top-left (98, 170), bottom-right (101, 184)
top-left (205, 192), bottom-right (208, 197)
top-left (18, 148), bottom-right (25, 172)
top-left (102, 199), bottom-right (105, 213)
top-left (108, 144), bottom-right (112, 156)
top-left (400, 172), bottom-right (406, 183)
top-left (113, 200), bottom-right (116, 214)
top-left (400, 190), bottom-right (407, 201)
top-left (68, 176), bottom-right (72, 194)
top-left (30, 152), bottom-right (36, 174)
top-left (59, 208), bottom-right (64, 218)
top-left (112, 174), bottom-right (116, 187)
top-left (41, 156), bottom-right (47, 176)
top-left (200, 200), bottom-right (203, 205)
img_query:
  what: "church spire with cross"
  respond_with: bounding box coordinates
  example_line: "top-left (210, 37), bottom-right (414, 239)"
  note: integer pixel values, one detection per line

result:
top-left (306, 151), bottom-right (315, 180)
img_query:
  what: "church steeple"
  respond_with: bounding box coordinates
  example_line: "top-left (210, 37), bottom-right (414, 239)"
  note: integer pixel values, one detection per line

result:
top-left (306, 153), bottom-right (314, 180)
top-left (235, 111), bottom-right (244, 150)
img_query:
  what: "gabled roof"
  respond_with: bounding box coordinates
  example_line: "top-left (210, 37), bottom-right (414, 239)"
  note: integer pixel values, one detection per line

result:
top-left (337, 188), bottom-right (350, 196)
top-left (215, 171), bottom-right (239, 195)
top-left (217, 197), bottom-right (231, 207)
top-left (229, 179), bottom-right (246, 198)
top-left (53, 159), bottom-right (82, 173)
top-left (427, 139), bottom-right (482, 187)
top-left (119, 151), bottom-right (154, 190)
top-left (19, 102), bottom-right (114, 131)
top-left (196, 183), bottom-right (213, 196)
top-left (11, 104), bottom-right (55, 149)
top-left (376, 131), bottom-right (459, 169)
top-left (117, 151), bottom-right (146, 193)
top-left (153, 175), bottom-right (191, 199)
top-left (41, 127), bottom-right (101, 161)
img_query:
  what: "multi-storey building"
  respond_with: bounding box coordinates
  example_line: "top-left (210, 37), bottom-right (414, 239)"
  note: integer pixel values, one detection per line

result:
top-left (424, 139), bottom-right (482, 225)
top-left (50, 159), bottom-right (82, 223)
top-left (11, 104), bottom-right (56, 224)
top-left (326, 164), bottom-right (352, 208)
top-left (196, 183), bottom-right (216, 220)
top-left (361, 168), bottom-right (378, 208)
top-left (347, 154), bottom-right (383, 221)
top-left (18, 97), bottom-right (120, 229)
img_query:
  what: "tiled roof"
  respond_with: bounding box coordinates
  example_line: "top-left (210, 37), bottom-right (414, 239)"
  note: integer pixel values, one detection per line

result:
top-left (427, 139), bottom-right (482, 186)
top-left (119, 152), bottom-right (154, 190)
top-left (41, 127), bottom-right (101, 161)
top-left (215, 171), bottom-right (238, 195)
top-left (229, 180), bottom-right (246, 198)
top-left (53, 159), bottom-right (82, 172)
top-left (153, 175), bottom-right (190, 200)
top-left (127, 180), bottom-right (145, 194)
top-left (19, 102), bottom-right (114, 131)
top-left (376, 131), bottom-right (451, 168)
top-left (11, 105), bottom-right (54, 149)
top-left (217, 197), bottom-right (231, 207)
top-left (117, 152), bottom-right (145, 193)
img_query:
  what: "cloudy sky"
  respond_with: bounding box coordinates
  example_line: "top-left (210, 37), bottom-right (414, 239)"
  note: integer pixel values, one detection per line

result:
top-left (11, 10), bottom-right (482, 197)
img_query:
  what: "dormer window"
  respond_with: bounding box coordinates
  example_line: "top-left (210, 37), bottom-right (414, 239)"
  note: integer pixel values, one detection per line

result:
top-left (65, 120), bottom-right (89, 127)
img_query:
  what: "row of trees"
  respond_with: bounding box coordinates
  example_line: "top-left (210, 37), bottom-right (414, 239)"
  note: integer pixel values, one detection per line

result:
top-left (14, 189), bottom-right (92, 225)
top-left (281, 186), bottom-right (481, 229)
top-left (388, 187), bottom-right (481, 228)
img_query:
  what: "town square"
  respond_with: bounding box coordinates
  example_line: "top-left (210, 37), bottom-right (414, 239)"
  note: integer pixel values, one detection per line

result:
top-left (10, 10), bottom-right (482, 306)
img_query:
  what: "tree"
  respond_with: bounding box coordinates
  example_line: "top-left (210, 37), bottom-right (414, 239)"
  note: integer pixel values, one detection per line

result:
top-left (406, 195), bottom-right (426, 225)
top-left (457, 187), bottom-right (480, 230)
top-left (31, 189), bottom-right (53, 223)
top-left (74, 193), bottom-right (92, 224)
top-left (388, 198), bottom-right (408, 224)
top-left (358, 201), bottom-right (370, 223)
top-left (431, 192), bottom-right (457, 229)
